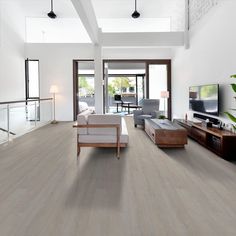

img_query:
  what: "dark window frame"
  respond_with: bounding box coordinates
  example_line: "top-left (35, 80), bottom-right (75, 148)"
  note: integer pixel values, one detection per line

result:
top-left (25, 58), bottom-right (40, 121)
top-left (25, 58), bottom-right (40, 100)
top-left (103, 59), bottom-right (172, 119)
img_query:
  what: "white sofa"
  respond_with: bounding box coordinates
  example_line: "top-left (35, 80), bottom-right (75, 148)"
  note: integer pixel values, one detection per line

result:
top-left (73, 114), bottom-right (129, 158)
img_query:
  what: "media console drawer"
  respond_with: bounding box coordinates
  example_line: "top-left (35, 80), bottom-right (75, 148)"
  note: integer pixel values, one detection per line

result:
top-left (191, 127), bottom-right (206, 143)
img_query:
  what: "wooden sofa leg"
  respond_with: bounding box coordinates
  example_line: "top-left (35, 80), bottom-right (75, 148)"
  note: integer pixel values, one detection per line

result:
top-left (117, 146), bottom-right (120, 159)
top-left (77, 145), bottom-right (81, 157)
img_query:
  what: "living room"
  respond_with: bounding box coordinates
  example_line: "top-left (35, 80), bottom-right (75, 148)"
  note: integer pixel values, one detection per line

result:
top-left (1, 0), bottom-right (236, 235)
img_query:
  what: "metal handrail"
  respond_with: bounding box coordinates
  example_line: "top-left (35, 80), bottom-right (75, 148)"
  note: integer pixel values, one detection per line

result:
top-left (0, 98), bottom-right (53, 105)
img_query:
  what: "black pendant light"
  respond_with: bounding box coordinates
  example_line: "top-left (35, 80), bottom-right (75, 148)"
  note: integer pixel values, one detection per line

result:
top-left (47, 0), bottom-right (57, 19)
top-left (131, 0), bottom-right (140, 18)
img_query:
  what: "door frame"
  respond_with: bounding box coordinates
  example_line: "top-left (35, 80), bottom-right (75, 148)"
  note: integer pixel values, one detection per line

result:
top-left (135, 74), bottom-right (145, 105)
top-left (73, 59), bottom-right (94, 121)
top-left (102, 59), bottom-right (171, 119)
top-left (146, 60), bottom-right (172, 119)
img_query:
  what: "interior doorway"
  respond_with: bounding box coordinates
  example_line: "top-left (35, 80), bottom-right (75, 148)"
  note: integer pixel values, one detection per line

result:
top-left (103, 60), bottom-right (171, 118)
top-left (103, 61), bottom-right (146, 114)
top-left (146, 61), bottom-right (171, 118)
top-left (73, 60), bottom-right (95, 120)
top-left (73, 59), bottom-right (171, 120)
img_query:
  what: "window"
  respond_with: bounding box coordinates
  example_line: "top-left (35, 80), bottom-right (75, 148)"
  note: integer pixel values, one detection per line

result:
top-left (25, 59), bottom-right (40, 99)
top-left (25, 59), bottom-right (40, 121)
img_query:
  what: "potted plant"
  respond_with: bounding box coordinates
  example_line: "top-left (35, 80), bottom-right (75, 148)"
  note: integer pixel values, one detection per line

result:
top-left (225, 75), bottom-right (236, 130)
top-left (158, 115), bottom-right (166, 120)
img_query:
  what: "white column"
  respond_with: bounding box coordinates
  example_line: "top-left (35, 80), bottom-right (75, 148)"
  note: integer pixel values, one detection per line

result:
top-left (94, 44), bottom-right (103, 114)
top-left (185, 0), bottom-right (190, 49)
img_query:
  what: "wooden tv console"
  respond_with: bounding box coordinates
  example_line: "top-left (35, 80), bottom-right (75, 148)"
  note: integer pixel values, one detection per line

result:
top-left (174, 119), bottom-right (236, 161)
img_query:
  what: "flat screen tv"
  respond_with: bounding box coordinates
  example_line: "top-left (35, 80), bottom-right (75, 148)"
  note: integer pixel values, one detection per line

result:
top-left (189, 84), bottom-right (219, 116)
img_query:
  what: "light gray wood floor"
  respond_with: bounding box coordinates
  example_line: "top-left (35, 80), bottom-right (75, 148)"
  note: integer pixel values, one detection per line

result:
top-left (1, 117), bottom-right (236, 236)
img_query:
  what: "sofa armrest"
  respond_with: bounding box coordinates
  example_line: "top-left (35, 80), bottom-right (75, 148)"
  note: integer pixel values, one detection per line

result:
top-left (133, 110), bottom-right (143, 118)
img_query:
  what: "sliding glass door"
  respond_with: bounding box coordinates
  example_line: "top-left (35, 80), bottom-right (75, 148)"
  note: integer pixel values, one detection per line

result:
top-left (103, 61), bottom-right (146, 114)
top-left (107, 76), bottom-right (137, 113)
top-left (147, 61), bottom-right (171, 119)
top-left (102, 60), bottom-right (171, 118)
top-left (73, 60), bottom-right (95, 119)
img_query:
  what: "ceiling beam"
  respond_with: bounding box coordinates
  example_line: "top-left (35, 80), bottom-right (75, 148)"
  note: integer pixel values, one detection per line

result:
top-left (70, 0), bottom-right (99, 44)
top-left (101, 32), bottom-right (184, 47)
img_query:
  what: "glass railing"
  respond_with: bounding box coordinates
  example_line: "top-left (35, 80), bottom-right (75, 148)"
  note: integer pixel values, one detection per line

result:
top-left (0, 104), bottom-right (8, 143)
top-left (0, 98), bottom-right (53, 144)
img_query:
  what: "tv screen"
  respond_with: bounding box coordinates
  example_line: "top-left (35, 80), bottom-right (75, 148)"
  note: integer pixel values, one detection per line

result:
top-left (189, 84), bottom-right (219, 116)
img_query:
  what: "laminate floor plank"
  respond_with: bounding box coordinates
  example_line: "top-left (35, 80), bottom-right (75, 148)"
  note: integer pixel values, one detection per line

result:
top-left (1, 118), bottom-right (236, 236)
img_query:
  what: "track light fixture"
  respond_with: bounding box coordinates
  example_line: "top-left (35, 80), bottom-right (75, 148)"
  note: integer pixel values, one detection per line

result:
top-left (47, 0), bottom-right (57, 19)
top-left (131, 0), bottom-right (140, 19)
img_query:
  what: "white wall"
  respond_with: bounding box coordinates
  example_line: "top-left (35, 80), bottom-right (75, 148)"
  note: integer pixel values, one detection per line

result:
top-left (172, 0), bottom-right (236, 127)
top-left (26, 44), bottom-right (173, 121)
top-left (25, 43), bottom-right (94, 121)
top-left (101, 32), bottom-right (184, 47)
top-left (102, 47), bottom-right (172, 59)
top-left (0, 2), bottom-right (25, 101)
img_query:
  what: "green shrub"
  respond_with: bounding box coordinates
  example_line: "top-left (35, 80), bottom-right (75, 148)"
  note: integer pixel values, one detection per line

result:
top-left (225, 75), bottom-right (236, 130)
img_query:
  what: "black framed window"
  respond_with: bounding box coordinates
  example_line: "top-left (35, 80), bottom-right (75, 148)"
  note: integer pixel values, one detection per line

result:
top-left (25, 59), bottom-right (40, 99)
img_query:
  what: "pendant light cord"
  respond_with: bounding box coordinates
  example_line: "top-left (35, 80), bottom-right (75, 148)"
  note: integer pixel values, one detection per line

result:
top-left (51, 0), bottom-right (53, 11)
top-left (135, 0), bottom-right (137, 11)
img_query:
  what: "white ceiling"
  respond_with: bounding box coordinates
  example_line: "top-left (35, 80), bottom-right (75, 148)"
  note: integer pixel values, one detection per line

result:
top-left (1, 0), bottom-right (186, 43)
top-left (4, 0), bottom-right (91, 43)
top-left (98, 18), bottom-right (172, 32)
top-left (26, 18), bottom-right (91, 43)
top-left (91, 0), bottom-right (185, 32)
top-left (91, 0), bottom-right (184, 19)
top-left (2, 0), bottom-right (78, 18)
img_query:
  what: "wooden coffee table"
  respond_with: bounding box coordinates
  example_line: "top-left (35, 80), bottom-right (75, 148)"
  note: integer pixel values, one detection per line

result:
top-left (145, 119), bottom-right (187, 148)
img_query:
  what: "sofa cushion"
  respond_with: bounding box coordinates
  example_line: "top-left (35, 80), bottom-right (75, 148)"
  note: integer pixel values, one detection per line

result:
top-left (77, 116), bottom-right (129, 144)
top-left (79, 108), bottom-right (94, 116)
top-left (88, 114), bottom-right (121, 135)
